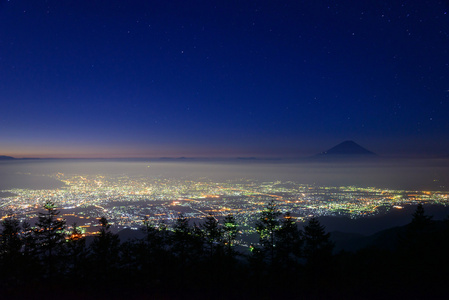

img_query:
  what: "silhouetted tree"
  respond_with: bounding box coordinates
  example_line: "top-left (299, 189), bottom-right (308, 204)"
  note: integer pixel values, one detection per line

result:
top-left (21, 220), bottom-right (38, 258)
top-left (65, 223), bottom-right (87, 277)
top-left (0, 213), bottom-right (24, 284)
top-left (303, 217), bottom-right (333, 266)
top-left (275, 212), bottom-right (302, 267)
top-left (90, 217), bottom-right (120, 270)
top-left (400, 203), bottom-right (435, 250)
top-left (302, 217), bottom-right (334, 290)
top-left (171, 214), bottom-right (205, 266)
top-left (255, 200), bottom-right (281, 264)
top-left (222, 214), bottom-right (239, 256)
top-left (0, 213), bottom-right (22, 258)
top-left (135, 218), bottom-right (171, 284)
top-left (191, 222), bottom-right (206, 257)
top-left (202, 214), bottom-right (222, 258)
top-left (142, 217), bottom-right (170, 256)
top-left (171, 213), bottom-right (191, 263)
top-left (34, 201), bottom-right (66, 276)
top-left (411, 203), bottom-right (433, 229)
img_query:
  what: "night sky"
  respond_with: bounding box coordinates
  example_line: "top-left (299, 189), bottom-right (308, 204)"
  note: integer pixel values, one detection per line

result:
top-left (1, 1), bottom-right (448, 158)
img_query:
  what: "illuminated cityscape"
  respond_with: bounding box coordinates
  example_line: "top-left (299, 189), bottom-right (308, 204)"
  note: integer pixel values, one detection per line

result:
top-left (2, 171), bottom-right (448, 245)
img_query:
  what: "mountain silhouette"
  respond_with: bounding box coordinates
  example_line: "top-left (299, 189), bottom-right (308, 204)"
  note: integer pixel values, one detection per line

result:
top-left (318, 140), bottom-right (375, 156)
top-left (0, 155), bottom-right (15, 160)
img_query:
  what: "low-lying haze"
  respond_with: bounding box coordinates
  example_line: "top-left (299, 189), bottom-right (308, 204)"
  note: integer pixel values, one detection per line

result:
top-left (1, 159), bottom-right (448, 191)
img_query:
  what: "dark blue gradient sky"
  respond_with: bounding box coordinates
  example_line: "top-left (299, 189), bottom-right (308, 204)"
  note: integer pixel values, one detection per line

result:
top-left (1, 1), bottom-right (448, 158)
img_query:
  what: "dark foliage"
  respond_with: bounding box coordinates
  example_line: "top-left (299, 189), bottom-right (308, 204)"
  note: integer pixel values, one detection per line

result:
top-left (255, 200), bottom-right (281, 264)
top-left (34, 201), bottom-right (67, 277)
top-left (1, 202), bottom-right (449, 299)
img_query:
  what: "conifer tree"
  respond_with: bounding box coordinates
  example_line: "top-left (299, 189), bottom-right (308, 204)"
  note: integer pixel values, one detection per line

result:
top-left (172, 214), bottom-right (205, 265)
top-left (302, 217), bottom-right (334, 290)
top-left (138, 218), bottom-right (170, 278)
top-left (202, 214), bottom-right (222, 258)
top-left (0, 213), bottom-right (23, 283)
top-left (191, 221), bottom-right (206, 258)
top-left (255, 200), bottom-right (281, 263)
top-left (303, 217), bottom-right (333, 266)
top-left (400, 203), bottom-right (435, 255)
top-left (90, 217), bottom-right (120, 267)
top-left (411, 203), bottom-right (433, 229)
top-left (275, 212), bottom-right (302, 266)
top-left (223, 214), bottom-right (239, 256)
top-left (171, 213), bottom-right (190, 261)
top-left (142, 217), bottom-right (169, 254)
top-left (21, 220), bottom-right (38, 258)
top-left (34, 201), bottom-right (66, 275)
top-left (65, 223), bottom-right (87, 276)
top-left (0, 213), bottom-right (22, 258)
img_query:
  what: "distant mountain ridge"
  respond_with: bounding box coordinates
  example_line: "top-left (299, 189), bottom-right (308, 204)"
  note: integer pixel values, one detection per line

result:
top-left (0, 155), bottom-right (15, 160)
top-left (318, 140), bottom-right (375, 156)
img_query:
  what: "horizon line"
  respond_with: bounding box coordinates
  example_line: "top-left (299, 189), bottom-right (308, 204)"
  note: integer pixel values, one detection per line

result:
top-left (1, 154), bottom-right (447, 160)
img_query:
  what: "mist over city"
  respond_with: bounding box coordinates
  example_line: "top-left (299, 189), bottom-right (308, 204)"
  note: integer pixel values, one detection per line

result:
top-left (2, 156), bottom-right (449, 190)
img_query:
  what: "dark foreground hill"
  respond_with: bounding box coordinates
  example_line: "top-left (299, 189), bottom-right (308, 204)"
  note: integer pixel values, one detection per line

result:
top-left (1, 203), bottom-right (448, 300)
top-left (331, 223), bottom-right (408, 252)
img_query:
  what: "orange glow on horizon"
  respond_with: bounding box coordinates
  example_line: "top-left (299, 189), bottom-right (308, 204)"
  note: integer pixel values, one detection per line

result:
top-left (3, 146), bottom-right (297, 159)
